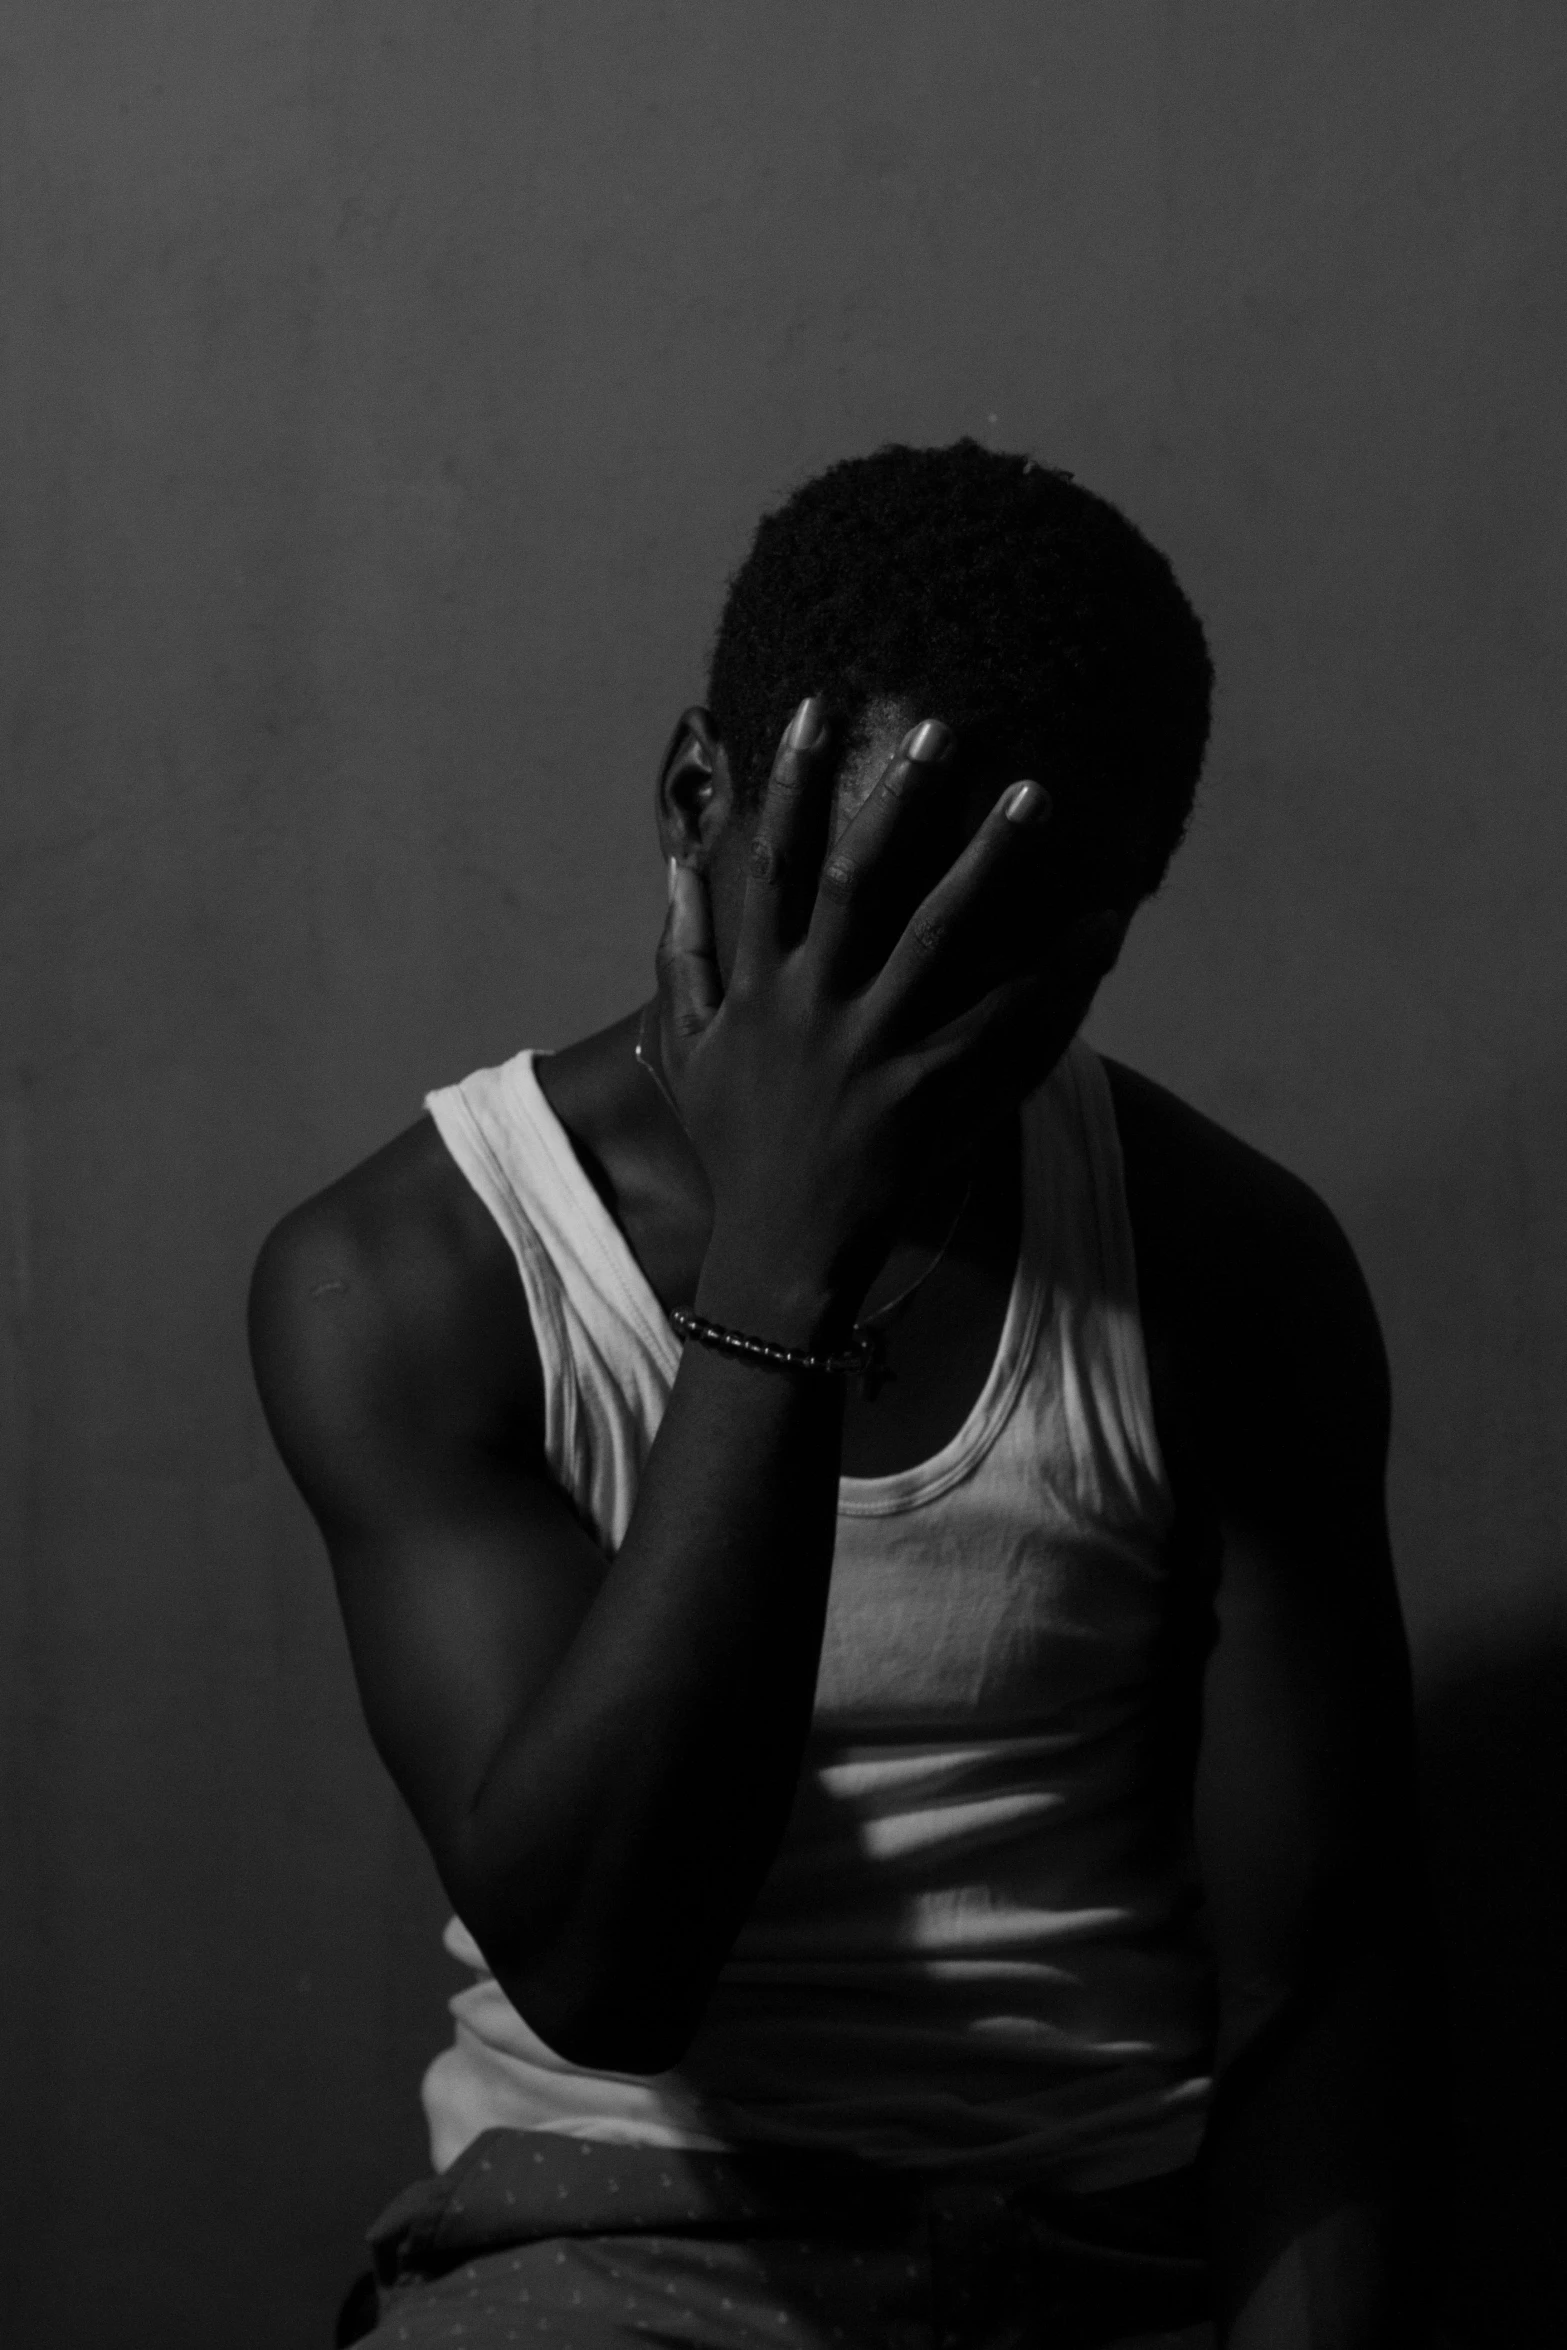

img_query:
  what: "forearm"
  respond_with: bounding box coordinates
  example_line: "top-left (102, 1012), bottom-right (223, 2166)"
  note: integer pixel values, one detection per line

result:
top-left (1203, 1941), bottom-right (1443, 2349)
top-left (454, 1254), bottom-right (850, 2070)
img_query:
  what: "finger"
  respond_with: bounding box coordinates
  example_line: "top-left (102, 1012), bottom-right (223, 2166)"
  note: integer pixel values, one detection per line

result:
top-left (806, 718), bottom-right (956, 988)
top-left (654, 860), bottom-right (722, 1072)
top-left (866, 775), bottom-right (1052, 1041)
top-left (731, 696), bottom-right (835, 981)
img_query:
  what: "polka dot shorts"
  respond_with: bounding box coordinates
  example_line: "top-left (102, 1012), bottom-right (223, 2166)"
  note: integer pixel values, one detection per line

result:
top-left (355, 2131), bottom-right (1214, 2350)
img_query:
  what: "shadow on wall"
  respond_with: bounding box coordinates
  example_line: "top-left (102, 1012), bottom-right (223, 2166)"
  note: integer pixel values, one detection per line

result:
top-left (1343, 1050), bottom-right (1567, 2348)
top-left (1416, 1634), bottom-right (1566, 2349)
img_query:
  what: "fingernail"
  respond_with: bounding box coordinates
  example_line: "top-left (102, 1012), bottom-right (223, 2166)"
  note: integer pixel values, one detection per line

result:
top-left (786, 696), bottom-right (826, 750)
top-left (667, 855), bottom-right (680, 904)
top-left (904, 719), bottom-right (952, 763)
top-left (1003, 779), bottom-right (1050, 825)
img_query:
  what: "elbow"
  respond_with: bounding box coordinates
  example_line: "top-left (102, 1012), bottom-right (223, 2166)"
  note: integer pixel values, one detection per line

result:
top-left (513, 1999), bottom-right (695, 2080)
top-left (490, 1956), bottom-right (698, 2078)
top-left (453, 1869), bottom-right (713, 2077)
top-left (543, 2018), bottom-right (694, 2078)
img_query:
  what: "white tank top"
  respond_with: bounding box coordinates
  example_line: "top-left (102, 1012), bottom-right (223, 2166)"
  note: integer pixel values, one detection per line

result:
top-left (418, 1038), bottom-right (1215, 2192)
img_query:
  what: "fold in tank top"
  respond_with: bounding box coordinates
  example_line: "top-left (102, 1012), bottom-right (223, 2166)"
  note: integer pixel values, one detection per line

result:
top-left (418, 1037), bottom-right (1215, 2192)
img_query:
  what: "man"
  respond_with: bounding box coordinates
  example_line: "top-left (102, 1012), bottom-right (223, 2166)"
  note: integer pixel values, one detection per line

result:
top-left (250, 441), bottom-right (1442, 2348)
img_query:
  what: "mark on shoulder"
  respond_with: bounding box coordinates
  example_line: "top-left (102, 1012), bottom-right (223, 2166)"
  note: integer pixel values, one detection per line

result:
top-left (248, 1113), bottom-right (544, 1491)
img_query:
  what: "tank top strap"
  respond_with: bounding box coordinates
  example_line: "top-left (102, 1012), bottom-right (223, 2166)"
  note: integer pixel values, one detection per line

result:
top-left (423, 1037), bottom-right (1168, 1548)
top-left (423, 1049), bottom-right (680, 1552)
top-left (1051, 1039), bottom-right (1173, 1525)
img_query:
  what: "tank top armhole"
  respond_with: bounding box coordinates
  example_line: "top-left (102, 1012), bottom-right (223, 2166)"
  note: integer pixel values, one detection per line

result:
top-left (1060, 1042), bottom-right (1174, 1510)
top-left (422, 1082), bottom-right (579, 1477)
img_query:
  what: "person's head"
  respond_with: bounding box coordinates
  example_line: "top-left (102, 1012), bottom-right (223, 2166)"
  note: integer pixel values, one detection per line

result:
top-left (656, 438), bottom-right (1213, 1000)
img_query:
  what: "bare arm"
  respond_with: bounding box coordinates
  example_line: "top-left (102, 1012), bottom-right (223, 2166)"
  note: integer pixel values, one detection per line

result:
top-left (1192, 1179), bottom-right (1444, 2348)
top-left (251, 705), bottom-right (1116, 2075)
top-left (250, 1151), bottom-right (849, 2075)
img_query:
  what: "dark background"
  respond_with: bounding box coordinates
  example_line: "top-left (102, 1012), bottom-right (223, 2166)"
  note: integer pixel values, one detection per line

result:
top-left (2, 7), bottom-right (1562, 2346)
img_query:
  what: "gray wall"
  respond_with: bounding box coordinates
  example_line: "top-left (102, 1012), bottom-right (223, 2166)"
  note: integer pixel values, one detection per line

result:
top-left (2, 7), bottom-right (1562, 2345)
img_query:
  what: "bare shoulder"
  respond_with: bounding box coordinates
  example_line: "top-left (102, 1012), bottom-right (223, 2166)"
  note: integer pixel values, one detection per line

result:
top-left (1101, 1054), bottom-right (1343, 1244)
top-left (247, 1115), bottom-right (544, 1532)
top-left (1099, 1055), bottom-right (1391, 1493)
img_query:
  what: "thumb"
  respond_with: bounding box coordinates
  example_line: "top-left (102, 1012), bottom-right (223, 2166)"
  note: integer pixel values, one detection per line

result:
top-left (654, 859), bottom-right (723, 1064)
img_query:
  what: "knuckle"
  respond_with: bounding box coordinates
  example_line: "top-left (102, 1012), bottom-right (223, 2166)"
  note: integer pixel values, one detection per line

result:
top-left (910, 914), bottom-right (944, 959)
top-left (818, 856), bottom-right (857, 904)
top-left (747, 833), bottom-right (783, 885)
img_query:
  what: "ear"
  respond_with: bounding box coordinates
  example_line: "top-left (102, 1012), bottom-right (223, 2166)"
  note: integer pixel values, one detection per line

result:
top-left (654, 706), bottom-right (736, 871)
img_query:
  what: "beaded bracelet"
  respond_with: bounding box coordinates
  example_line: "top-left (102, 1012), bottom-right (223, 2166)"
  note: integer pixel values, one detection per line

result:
top-left (669, 1305), bottom-right (873, 1381)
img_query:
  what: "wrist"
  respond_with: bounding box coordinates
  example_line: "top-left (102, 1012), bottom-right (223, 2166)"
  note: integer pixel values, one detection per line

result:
top-left (672, 1309), bottom-right (867, 1387)
top-left (694, 1242), bottom-right (856, 1357)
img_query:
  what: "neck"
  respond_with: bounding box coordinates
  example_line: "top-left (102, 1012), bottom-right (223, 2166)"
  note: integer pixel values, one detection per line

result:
top-left (533, 996), bottom-right (1010, 1316)
top-left (627, 996), bottom-right (996, 1287)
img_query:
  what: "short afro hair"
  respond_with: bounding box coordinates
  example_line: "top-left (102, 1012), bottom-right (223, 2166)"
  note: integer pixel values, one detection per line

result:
top-left (706, 439), bottom-right (1213, 902)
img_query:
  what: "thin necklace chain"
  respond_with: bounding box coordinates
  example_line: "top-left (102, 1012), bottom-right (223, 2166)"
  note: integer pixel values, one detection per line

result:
top-left (633, 999), bottom-right (974, 1338)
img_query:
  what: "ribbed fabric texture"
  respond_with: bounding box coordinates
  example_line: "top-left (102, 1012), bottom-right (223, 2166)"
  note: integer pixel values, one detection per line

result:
top-left (418, 1038), bottom-right (1214, 2192)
